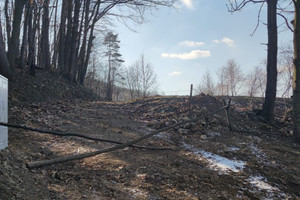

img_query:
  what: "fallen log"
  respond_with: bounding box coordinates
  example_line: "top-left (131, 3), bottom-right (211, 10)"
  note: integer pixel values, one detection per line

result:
top-left (0, 122), bottom-right (173, 151)
top-left (26, 105), bottom-right (228, 169)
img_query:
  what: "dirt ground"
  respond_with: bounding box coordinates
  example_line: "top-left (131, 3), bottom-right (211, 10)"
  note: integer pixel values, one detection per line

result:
top-left (1, 92), bottom-right (300, 199)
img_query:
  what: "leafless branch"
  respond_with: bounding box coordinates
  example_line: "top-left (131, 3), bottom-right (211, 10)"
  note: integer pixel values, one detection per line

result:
top-left (0, 122), bottom-right (173, 151)
top-left (250, 2), bottom-right (265, 36)
top-left (227, 0), bottom-right (266, 12)
top-left (277, 12), bottom-right (294, 32)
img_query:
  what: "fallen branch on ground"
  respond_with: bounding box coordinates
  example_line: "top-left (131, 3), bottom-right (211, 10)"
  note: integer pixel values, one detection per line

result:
top-left (26, 105), bottom-right (228, 169)
top-left (0, 122), bottom-right (173, 151)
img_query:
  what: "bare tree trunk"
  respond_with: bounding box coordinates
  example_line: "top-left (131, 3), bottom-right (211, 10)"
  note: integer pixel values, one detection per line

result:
top-left (77, 0), bottom-right (90, 84)
top-left (63, 0), bottom-right (74, 79)
top-left (4, 0), bottom-right (12, 48)
top-left (28, 2), bottom-right (37, 76)
top-left (78, 1), bottom-right (98, 85)
top-left (81, 23), bottom-right (95, 84)
top-left (20, 1), bottom-right (30, 70)
top-left (293, 0), bottom-right (300, 143)
top-left (39, 0), bottom-right (51, 71)
top-left (51, 0), bottom-right (59, 70)
top-left (0, 23), bottom-right (11, 79)
top-left (262, 0), bottom-right (278, 121)
top-left (57, 0), bottom-right (68, 74)
top-left (69, 0), bottom-right (81, 82)
top-left (7, 0), bottom-right (26, 69)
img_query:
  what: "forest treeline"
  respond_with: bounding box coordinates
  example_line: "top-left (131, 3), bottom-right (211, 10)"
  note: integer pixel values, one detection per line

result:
top-left (0, 0), bottom-right (172, 100)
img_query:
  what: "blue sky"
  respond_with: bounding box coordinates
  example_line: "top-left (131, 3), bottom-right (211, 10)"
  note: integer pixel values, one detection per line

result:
top-left (116, 0), bottom-right (293, 95)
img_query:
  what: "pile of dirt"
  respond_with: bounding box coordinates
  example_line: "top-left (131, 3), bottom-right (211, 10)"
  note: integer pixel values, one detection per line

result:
top-left (8, 70), bottom-right (100, 106)
top-left (1, 73), bottom-right (300, 199)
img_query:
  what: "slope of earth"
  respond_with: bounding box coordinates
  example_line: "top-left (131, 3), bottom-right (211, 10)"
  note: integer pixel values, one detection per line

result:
top-left (1, 93), bottom-right (300, 199)
top-left (8, 70), bottom-right (100, 106)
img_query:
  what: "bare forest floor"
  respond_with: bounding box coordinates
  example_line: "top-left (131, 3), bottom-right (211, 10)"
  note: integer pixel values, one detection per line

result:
top-left (1, 71), bottom-right (300, 199)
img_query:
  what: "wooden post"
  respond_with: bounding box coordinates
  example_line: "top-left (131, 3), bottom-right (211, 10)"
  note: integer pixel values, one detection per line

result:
top-left (222, 98), bottom-right (233, 131)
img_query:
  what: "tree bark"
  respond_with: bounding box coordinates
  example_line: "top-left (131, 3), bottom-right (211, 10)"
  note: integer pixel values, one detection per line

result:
top-left (262, 0), bottom-right (278, 121)
top-left (0, 23), bottom-right (11, 79)
top-left (4, 0), bottom-right (11, 49)
top-left (7, 0), bottom-right (26, 69)
top-left (20, 1), bottom-right (30, 70)
top-left (51, 0), bottom-right (59, 70)
top-left (293, 0), bottom-right (300, 143)
top-left (69, 0), bottom-right (81, 82)
top-left (40, 0), bottom-right (51, 71)
top-left (57, 0), bottom-right (68, 74)
top-left (63, 0), bottom-right (74, 79)
top-left (77, 0), bottom-right (90, 84)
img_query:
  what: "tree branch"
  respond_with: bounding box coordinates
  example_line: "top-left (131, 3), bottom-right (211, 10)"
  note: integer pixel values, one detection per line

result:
top-left (250, 2), bottom-right (265, 36)
top-left (0, 122), bottom-right (173, 151)
top-left (277, 12), bottom-right (294, 32)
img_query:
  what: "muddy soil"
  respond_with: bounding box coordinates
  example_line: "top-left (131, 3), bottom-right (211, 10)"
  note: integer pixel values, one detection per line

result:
top-left (1, 94), bottom-right (300, 200)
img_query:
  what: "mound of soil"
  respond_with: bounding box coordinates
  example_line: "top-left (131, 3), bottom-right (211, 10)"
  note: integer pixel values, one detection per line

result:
top-left (0, 73), bottom-right (299, 199)
top-left (8, 70), bottom-right (100, 106)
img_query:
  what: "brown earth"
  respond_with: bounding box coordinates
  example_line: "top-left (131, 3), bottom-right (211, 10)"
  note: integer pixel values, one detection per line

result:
top-left (0, 71), bottom-right (300, 200)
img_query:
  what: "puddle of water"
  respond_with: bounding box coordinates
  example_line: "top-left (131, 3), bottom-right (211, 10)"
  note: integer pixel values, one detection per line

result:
top-left (182, 142), bottom-right (246, 174)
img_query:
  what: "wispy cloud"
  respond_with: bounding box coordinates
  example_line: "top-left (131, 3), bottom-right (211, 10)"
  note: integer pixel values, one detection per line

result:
top-left (222, 38), bottom-right (235, 47)
top-left (179, 40), bottom-right (205, 47)
top-left (169, 71), bottom-right (181, 76)
top-left (161, 50), bottom-right (211, 60)
top-left (212, 37), bottom-right (235, 47)
top-left (212, 40), bottom-right (220, 44)
top-left (181, 0), bottom-right (193, 9)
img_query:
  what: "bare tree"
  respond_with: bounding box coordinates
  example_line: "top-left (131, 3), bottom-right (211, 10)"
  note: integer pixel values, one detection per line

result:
top-left (125, 62), bottom-right (139, 98)
top-left (223, 59), bottom-right (244, 96)
top-left (216, 66), bottom-right (227, 96)
top-left (139, 54), bottom-right (157, 97)
top-left (7, 0), bottom-right (26, 69)
top-left (39, 0), bottom-right (50, 71)
top-left (125, 54), bottom-right (158, 98)
top-left (196, 70), bottom-right (215, 95)
top-left (227, 0), bottom-right (279, 120)
top-left (247, 65), bottom-right (266, 97)
top-left (278, 42), bottom-right (293, 97)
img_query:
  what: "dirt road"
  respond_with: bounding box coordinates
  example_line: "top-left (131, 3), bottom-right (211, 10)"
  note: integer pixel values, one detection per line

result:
top-left (1, 96), bottom-right (299, 199)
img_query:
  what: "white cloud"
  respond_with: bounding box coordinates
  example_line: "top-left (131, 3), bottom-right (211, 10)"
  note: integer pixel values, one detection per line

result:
top-left (222, 37), bottom-right (235, 47)
top-left (212, 38), bottom-right (235, 47)
top-left (179, 40), bottom-right (205, 47)
top-left (169, 71), bottom-right (181, 76)
top-left (161, 50), bottom-right (211, 60)
top-left (181, 0), bottom-right (193, 9)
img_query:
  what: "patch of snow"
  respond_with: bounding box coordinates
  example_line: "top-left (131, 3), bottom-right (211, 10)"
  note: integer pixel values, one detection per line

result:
top-left (248, 175), bottom-right (279, 191)
top-left (246, 175), bottom-right (291, 200)
top-left (127, 187), bottom-right (159, 200)
top-left (227, 146), bottom-right (240, 152)
top-left (182, 142), bottom-right (246, 174)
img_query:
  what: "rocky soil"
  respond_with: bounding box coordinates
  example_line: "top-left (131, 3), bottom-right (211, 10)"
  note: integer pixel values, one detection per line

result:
top-left (0, 72), bottom-right (300, 199)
